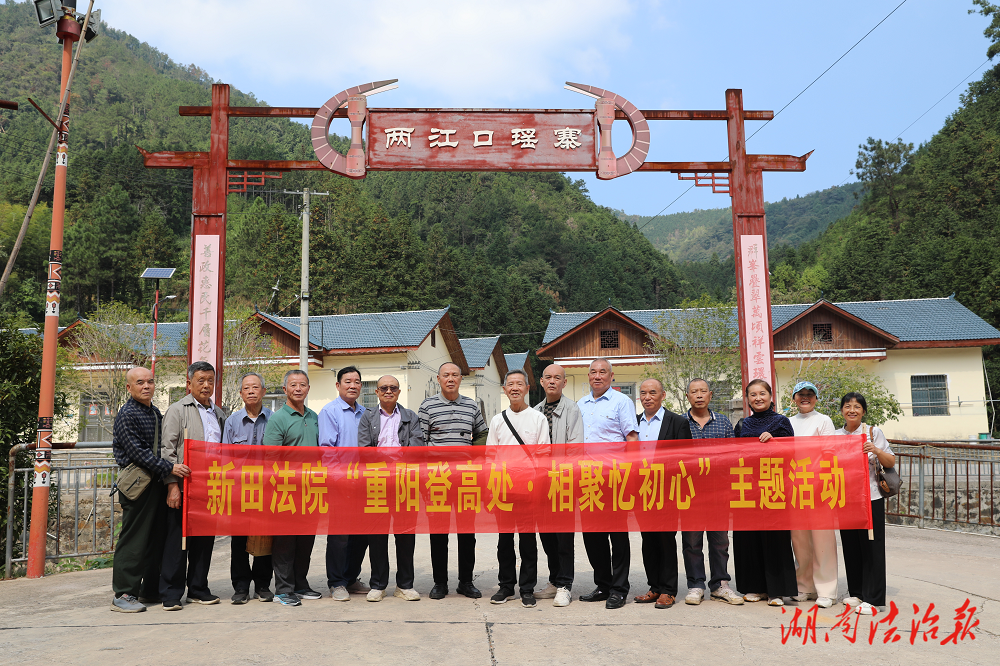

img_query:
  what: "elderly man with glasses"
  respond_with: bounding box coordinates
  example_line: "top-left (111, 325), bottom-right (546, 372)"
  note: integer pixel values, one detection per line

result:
top-left (358, 375), bottom-right (425, 601)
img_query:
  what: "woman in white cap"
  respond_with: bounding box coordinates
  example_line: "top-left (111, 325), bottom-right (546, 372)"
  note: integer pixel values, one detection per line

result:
top-left (787, 381), bottom-right (838, 609)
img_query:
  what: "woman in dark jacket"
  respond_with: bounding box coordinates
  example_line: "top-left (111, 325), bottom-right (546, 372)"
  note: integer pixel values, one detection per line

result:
top-left (733, 379), bottom-right (797, 606)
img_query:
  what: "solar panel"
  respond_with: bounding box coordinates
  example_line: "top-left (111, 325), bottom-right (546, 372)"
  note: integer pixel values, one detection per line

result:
top-left (140, 267), bottom-right (176, 279)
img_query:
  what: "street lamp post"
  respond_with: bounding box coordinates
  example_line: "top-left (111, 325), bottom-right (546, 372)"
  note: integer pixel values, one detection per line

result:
top-left (140, 268), bottom-right (176, 378)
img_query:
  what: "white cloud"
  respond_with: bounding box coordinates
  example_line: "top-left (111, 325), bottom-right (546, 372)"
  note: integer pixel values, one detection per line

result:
top-left (100, 0), bottom-right (634, 106)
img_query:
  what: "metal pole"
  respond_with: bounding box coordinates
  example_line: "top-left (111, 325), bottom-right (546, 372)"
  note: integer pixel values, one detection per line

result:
top-left (918, 445), bottom-right (926, 529)
top-left (300, 188), bottom-right (309, 378)
top-left (5, 443), bottom-right (30, 579)
top-left (152, 279), bottom-right (160, 377)
top-left (27, 4), bottom-right (93, 579)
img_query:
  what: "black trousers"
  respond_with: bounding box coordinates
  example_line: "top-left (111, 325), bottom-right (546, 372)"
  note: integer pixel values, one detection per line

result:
top-left (368, 534), bottom-right (415, 590)
top-left (160, 505), bottom-right (214, 601)
top-left (326, 534), bottom-right (368, 588)
top-left (272, 534), bottom-right (316, 595)
top-left (733, 529), bottom-right (796, 598)
top-left (429, 533), bottom-right (476, 585)
top-left (230, 535), bottom-right (273, 593)
top-left (640, 531), bottom-right (678, 596)
top-left (112, 481), bottom-right (166, 598)
top-left (840, 499), bottom-right (887, 606)
top-left (582, 531), bottom-right (630, 595)
top-left (539, 532), bottom-right (574, 590)
top-left (497, 533), bottom-right (537, 594)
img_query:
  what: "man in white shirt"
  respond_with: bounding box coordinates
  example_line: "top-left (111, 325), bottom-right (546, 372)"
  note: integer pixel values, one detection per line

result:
top-left (487, 369), bottom-right (550, 608)
top-left (787, 381), bottom-right (838, 609)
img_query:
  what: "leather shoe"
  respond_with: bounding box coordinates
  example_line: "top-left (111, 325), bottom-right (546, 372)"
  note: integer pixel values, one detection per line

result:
top-left (579, 588), bottom-right (610, 602)
top-left (457, 581), bottom-right (482, 598)
top-left (605, 593), bottom-right (626, 609)
top-left (429, 584), bottom-right (448, 600)
top-left (634, 589), bottom-right (659, 604)
top-left (655, 593), bottom-right (676, 609)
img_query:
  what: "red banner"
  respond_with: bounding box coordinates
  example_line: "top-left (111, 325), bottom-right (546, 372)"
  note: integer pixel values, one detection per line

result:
top-left (182, 436), bottom-right (871, 537)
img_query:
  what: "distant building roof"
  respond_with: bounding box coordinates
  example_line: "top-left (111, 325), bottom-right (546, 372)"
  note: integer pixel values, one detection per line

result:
top-left (57, 320), bottom-right (189, 356)
top-left (504, 352), bottom-right (528, 372)
top-left (257, 307), bottom-right (451, 350)
top-left (459, 336), bottom-right (501, 369)
top-left (542, 298), bottom-right (1000, 346)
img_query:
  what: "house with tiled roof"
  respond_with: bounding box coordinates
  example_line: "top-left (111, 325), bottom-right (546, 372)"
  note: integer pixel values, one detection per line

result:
top-left (457, 336), bottom-right (508, 422)
top-left (536, 298), bottom-right (1000, 440)
top-left (501, 351), bottom-right (535, 411)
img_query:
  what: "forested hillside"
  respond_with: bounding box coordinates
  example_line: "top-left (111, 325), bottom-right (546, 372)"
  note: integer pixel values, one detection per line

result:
top-left (0, 0), bottom-right (679, 353)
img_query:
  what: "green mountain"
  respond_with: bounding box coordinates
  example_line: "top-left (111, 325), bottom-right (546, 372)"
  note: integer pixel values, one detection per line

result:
top-left (623, 182), bottom-right (862, 262)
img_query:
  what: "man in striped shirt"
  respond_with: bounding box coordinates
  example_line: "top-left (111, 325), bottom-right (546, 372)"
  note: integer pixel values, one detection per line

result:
top-left (417, 362), bottom-right (487, 600)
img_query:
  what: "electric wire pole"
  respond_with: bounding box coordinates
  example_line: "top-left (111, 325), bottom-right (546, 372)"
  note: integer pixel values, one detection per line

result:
top-left (284, 188), bottom-right (328, 382)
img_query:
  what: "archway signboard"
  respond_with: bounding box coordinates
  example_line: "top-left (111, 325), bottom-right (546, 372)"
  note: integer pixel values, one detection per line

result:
top-left (136, 79), bottom-right (812, 406)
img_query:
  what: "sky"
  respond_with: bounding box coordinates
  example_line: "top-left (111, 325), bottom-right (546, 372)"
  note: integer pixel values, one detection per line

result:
top-left (97, 0), bottom-right (993, 217)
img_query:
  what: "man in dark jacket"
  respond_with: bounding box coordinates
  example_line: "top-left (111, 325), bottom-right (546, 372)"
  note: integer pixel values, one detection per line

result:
top-left (634, 378), bottom-right (692, 609)
top-left (358, 374), bottom-right (424, 601)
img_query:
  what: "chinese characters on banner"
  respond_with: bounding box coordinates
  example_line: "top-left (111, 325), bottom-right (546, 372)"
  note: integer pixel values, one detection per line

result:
top-left (191, 234), bottom-right (220, 365)
top-left (184, 436), bottom-right (872, 537)
top-left (741, 234), bottom-right (772, 386)
top-left (367, 111), bottom-right (596, 171)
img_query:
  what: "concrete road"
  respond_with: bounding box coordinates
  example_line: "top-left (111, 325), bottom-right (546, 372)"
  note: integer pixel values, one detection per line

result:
top-left (1, 525), bottom-right (997, 664)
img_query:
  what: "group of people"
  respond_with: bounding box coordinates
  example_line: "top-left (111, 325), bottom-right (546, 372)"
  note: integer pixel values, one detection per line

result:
top-left (109, 358), bottom-right (893, 618)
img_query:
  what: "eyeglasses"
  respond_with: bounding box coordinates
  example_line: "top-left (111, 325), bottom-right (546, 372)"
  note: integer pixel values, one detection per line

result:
top-left (377, 385), bottom-right (400, 394)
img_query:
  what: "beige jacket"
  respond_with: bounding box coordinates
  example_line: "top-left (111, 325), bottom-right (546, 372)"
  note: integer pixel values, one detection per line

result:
top-left (160, 393), bottom-right (227, 485)
top-left (532, 394), bottom-right (585, 444)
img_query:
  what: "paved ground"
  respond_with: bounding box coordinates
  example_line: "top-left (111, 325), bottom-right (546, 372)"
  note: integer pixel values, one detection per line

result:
top-left (1, 525), bottom-right (997, 664)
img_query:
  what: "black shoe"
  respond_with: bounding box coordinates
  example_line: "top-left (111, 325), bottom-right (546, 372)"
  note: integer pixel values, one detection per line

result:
top-left (490, 588), bottom-right (514, 604)
top-left (521, 592), bottom-right (537, 608)
top-left (606, 593), bottom-right (626, 609)
top-left (579, 588), bottom-right (610, 602)
top-left (162, 599), bottom-right (182, 611)
top-left (429, 584), bottom-right (448, 600)
top-left (187, 594), bottom-right (220, 605)
top-left (137, 595), bottom-right (161, 604)
top-left (294, 588), bottom-right (323, 600)
top-left (457, 581), bottom-right (482, 598)
top-left (255, 586), bottom-right (274, 602)
top-left (231, 591), bottom-right (249, 605)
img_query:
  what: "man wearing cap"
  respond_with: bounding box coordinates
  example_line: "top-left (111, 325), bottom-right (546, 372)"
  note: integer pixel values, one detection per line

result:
top-left (787, 380), bottom-right (838, 609)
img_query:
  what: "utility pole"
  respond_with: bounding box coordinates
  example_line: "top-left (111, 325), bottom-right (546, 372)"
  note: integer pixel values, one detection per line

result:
top-left (284, 188), bottom-right (328, 386)
top-left (26, 0), bottom-right (96, 579)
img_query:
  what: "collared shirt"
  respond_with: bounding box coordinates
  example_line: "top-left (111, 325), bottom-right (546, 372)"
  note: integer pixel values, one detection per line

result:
top-left (418, 393), bottom-right (487, 446)
top-left (112, 397), bottom-right (172, 480)
top-left (377, 405), bottom-right (402, 448)
top-left (686, 408), bottom-right (735, 440)
top-left (836, 423), bottom-right (894, 499)
top-left (789, 410), bottom-right (836, 437)
top-left (486, 407), bottom-right (550, 446)
top-left (262, 404), bottom-right (319, 447)
top-left (637, 406), bottom-right (665, 442)
top-left (318, 396), bottom-right (366, 447)
top-left (578, 389), bottom-right (637, 443)
top-left (196, 399), bottom-right (222, 443)
top-left (223, 406), bottom-right (273, 446)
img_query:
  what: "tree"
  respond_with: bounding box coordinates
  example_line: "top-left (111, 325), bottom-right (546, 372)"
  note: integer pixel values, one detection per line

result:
top-left (852, 137), bottom-right (913, 223)
top-left (219, 305), bottom-right (286, 413)
top-left (647, 295), bottom-right (741, 412)
top-left (971, 0), bottom-right (1000, 59)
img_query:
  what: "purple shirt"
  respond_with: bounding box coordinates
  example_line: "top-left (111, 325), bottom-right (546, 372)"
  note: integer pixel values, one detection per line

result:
top-left (377, 405), bottom-right (402, 447)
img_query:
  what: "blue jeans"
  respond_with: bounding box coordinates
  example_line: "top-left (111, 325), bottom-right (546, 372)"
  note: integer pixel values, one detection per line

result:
top-left (681, 531), bottom-right (732, 591)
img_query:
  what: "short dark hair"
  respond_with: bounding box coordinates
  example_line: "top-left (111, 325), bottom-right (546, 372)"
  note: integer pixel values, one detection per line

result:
top-left (687, 377), bottom-right (711, 393)
top-left (504, 369), bottom-right (528, 384)
top-left (283, 369), bottom-right (309, 386)
top-left (438, 361), bottom-right (461, 374)
top-left (337, 366), bottom-right (361, 383)
top-left (187, 361), bottom-right (215, 379)
top-left (840, 391), bottom-right (868, 414)
top-left (745, 378), bottom-right (772, 396)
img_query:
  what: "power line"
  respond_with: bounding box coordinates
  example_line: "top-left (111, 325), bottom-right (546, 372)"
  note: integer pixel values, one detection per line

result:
top-left (894, 58), bottom-right (992, 139)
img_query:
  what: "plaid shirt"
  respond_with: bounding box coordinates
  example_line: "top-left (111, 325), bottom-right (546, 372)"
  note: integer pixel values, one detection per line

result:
top-left (112, 397), bottom-right (172, 481)
top-left (685, 408), bottom-right (735, 440)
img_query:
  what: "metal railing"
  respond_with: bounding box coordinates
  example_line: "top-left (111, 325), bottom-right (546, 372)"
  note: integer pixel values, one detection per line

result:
top-left (885, 440), bottom-right (1000, 536)
top-left (5, 442), bottom-right (119, 578)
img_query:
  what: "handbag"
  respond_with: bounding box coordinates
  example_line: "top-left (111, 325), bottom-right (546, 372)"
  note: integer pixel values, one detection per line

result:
top-left (116, 414), bottom-right (159, 501)
top-left (246, 535), bottom-right (273, 557)
top-left (867, 425), bottom-right (901, 498)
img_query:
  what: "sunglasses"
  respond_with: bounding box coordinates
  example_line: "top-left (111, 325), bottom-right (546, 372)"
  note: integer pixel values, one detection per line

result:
top-left (377, 385), bottom-right (400, 394)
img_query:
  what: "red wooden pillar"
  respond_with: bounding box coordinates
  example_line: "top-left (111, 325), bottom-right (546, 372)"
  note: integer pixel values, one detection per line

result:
top-left (188, 84), bottom-right (229, 405)
top-left (727, 89), bottom-right (778, 410)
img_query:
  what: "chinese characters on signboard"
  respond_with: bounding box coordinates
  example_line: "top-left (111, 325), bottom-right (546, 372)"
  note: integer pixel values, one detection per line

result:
top-left (740, 234), bottom-right (772, 386)
top-left (191, 234), bottom-right (220, 365)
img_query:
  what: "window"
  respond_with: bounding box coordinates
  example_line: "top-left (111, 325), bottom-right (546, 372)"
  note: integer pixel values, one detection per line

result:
top-left (611, 383), bottom-right (635, 399)
top-left (708, 381), bottom-right (733, 416)
top-left (911, 375), bottom-right (949, 416)
top-left (360, 381), bottom-right (380, 411)
top-left (430, 330), bottom-right (436, 347)
top-left (263, 392), bottom-right (286, 413)
top-left (600, 329), bottom-right (620, 349)
top-left (813, 322), bottom-right (833, 343)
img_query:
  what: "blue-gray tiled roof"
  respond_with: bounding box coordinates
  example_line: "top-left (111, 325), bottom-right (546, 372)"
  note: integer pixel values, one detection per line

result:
top-left (259, 308), bottom-right (449, 350)
top-left (504, 352), bottom-right (529, 373)
top-left (459, 336), bottom-right (501, 369)
top-left (542, 298), bottom-right (1000, 345)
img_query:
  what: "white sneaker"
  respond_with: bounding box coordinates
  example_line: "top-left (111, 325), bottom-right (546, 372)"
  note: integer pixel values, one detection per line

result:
top-left (767, 597), bottom-right (785, 606)
top-left (842, 596), bottom-right (863, 608)
top-left (535, 583), bottom-right (558, 599)
top-left (711, 585), bottom-right (745, 605)
top-left (816, 596), bottom-right (834, 608)
top-left (856, 602), bottom-right (876, 616)
top-left (793, 591), bottom-right (817, 602)
top-left (366, 588), bottom-right (386, 602)
top-left (394, 588), bottom-right (421, 601)
top-left (553, 588), bottom-right (572, 607)
top-left (684, 588), bottom-right (704, 605)
top-left (346, 579), bottom-right (370, 594)
top-left (331, 586), bottom-right (350, 601)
